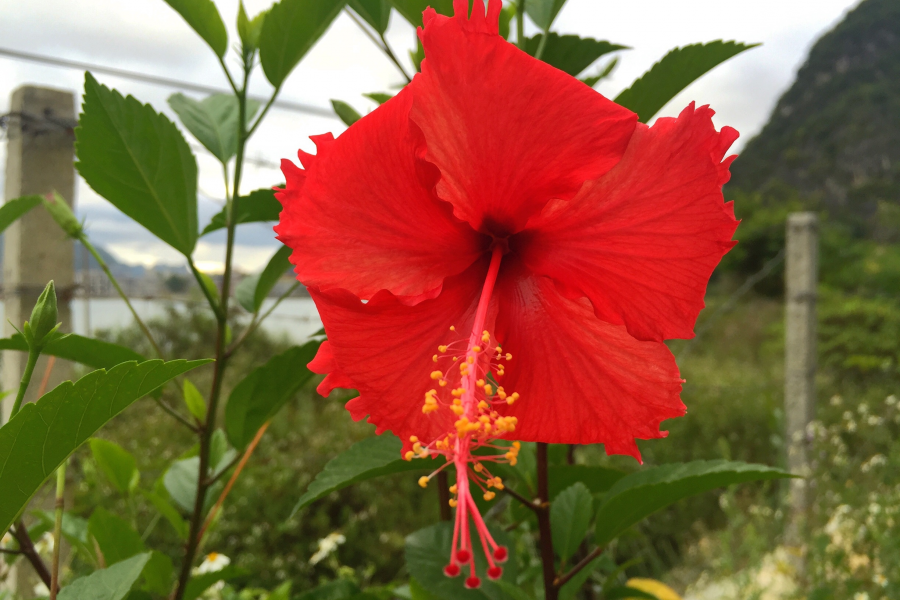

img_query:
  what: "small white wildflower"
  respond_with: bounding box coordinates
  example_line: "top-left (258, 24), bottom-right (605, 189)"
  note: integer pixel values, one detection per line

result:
top-left (843, 411), bottom-right (854, 421)
top-left (858, 403), bottom-right (869, 415)
top-left (867, 415), bottom-right (884, 427)
top-left (193, 552), bottom-right (230, 575)
top-left (846, 420), bottom-right (857, 433)
top-left (309, 532), bottom-right (346, 565)
top-left (861, 454), bottom-right (887, 473)
top-left (831, 395), bottom-right (843, 406)
top-left (33, 582), bottom-right (50, 597)
top-left (885, 395), bottom-right (897, 407)
top-left (0, 531), bottom-right (13, 549)
top-left (874, 573), bottom-right (888, 587)
top-left (33, 532), bottom-right (54, 556)
top-left (854, 592), bottom-right (870, 600)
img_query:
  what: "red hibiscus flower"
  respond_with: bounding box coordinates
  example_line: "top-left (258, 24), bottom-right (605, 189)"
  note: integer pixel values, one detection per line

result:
top-left (275, 0), bottom-right (738, 586)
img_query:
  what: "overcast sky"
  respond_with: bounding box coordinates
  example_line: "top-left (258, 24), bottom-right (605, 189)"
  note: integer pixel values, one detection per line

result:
top-left (0, 0), bottom-right (861, 273)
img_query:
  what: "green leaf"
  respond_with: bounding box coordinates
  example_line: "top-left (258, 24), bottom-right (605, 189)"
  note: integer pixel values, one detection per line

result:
top-left (389, 0), bottom-right (453, 24)
top-left (0, 195), bottom-right (42, 232)
top-left (139, 489), bottom-right (188, 539)
top-left (182, 379), bottom-right (207, 421)
top-left (581, 56), bottom-right (618, 88)
top-left (550, 482), bottom-right (593, 562)
top-left (409, 578), bottom-right (440, 600)
top-left (297, 580), bottom-right (360, 600)
top-left (89, 507), bottom-right (146, 565)
top-left (0, 333), bottom-right (144, 370)
top-left (267, 582), bottom-right (294, 600)
top-left (364, 92), bottom-right (393, 105)
top-left (594, 460), bottom-right (794, 545)
top-left (525, 0), bottom-right (567, 30)
top-left (0, 359), bottom-right (209, 534)
top-left (168, 93), bottom-right (262, 164)
top-left (58, 552), bottom-right (151, 600)
top-left (259, 0), bottom-right (346, 88)
top-left (525, 34), bottom-right (626, 77)
top-left (406, 522), bottom-right (518, 600)
top-left (238, 2), bottom-right (267, 51)
top-left (197, 271), bottom-right (220, 305)
top-left (349, 0), bottom-right (391, 34)
top-left (558, 556), bottom-right (604, 600)
top-left (201, 188), bottom-right (281, 235)
top-left (142, 551), bottom-right (174, 595)
top-left (235, 245), bottom-right (292, 313)
top-left (226, 341), bottom-right (320, 449)
top-left (548, 465), bottom-right (625, 499)
top-left (292, 433), bottom-right (426, 515)
top-left (614, 41), bottom-right (759, 123)
top-left (163, 0), bottom-right (228, 58)
top-left (34, 510), bottom-right (94, 563)
top-left (209, 429), bottom-right (236, 477)
top-left (331, 99), bottom-right (363, 127)
top-left (90, 438), bottom-right (139, 495)
top-left (76, 73), bottom-right (198, 256)
top-left (183, 565), bottom-right (248, 600)
top-left (163, 457), bottom-right (201, 512)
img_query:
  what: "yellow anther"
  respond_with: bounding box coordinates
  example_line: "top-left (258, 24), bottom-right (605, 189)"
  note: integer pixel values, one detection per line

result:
top-left (479, 415), bottom-right (491, 424)
top-left (418, 476), bottom-right (429, 488)
top-left (494, 478), bottom-right (505, 490)
top-left (452, 398), bottom-right (462, 406)
top-left (474, 463), bottom-right (484, 473)
top-left (404, 451), bottom-right (414, 461)
top-left (473, 346), bottom-right (482, 353)
top-left (508, 392), bottom-right (520, 405)
top-left (476, 379), bottom-right (485, 387)
top-left (439, 379), bottom-right (448, 387)
top-left (449, 484), bottom-right (458, 494)
top-left (513, 442), bottom-right (521, 449)
top-left (509, 457), bottom-right (518, 466)
top-left (483, 424), bottom-right (492, 435)
top-left (483, 491), bottom-right (496, 501)
top-left (413, 442), bottom-right (423, 452)
top-left (482, 333), bottom-right (491, 343)
top-left (484, 384), bottom-right (493, 395)
top-left (430, 370), bottom-right (443, 380)
top-left (449, 325), bottom-right (456, 331)
top-left (449, 498), bottom-right (458, 507)
top-left (433, 354), bottom-right (439, 362)
top-left (506, 353), bottom-right (513, 360)
top-left (409, 436), bottom-right (418, 443)
top-left (451, 405), bottom-right (464, 416)
top-left (467, 356), bottom-right (475, 365)
top-left (452, 388), bottom-right (464, 398)
top-left (495, 346), bottom-right (502, 352)
top-left (478, 400), bottom-right (490, 411)
top-left (438, 345), bottom-right (448, 353)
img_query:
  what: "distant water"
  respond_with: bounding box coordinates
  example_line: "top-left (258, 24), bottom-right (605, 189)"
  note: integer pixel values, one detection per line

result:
top-left (0, 298), bottom-right (323, 343)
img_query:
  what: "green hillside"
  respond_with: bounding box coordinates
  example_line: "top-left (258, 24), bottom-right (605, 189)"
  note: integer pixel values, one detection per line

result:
top-left (729, 0), bottom-right (900, 237)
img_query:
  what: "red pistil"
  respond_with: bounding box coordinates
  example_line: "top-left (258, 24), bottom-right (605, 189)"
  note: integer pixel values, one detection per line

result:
top-left (413, 245), bottom-right (517, 587)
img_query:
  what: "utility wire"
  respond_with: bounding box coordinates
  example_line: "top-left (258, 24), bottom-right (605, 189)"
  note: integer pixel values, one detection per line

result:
top-left (0, 46), bottom-right (337, 119)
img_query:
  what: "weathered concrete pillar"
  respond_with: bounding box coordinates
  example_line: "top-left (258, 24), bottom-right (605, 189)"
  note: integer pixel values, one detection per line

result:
top-left (1, 86), bottom-right (76, 597)
top-left (784, 212), bottom-right (818, 554)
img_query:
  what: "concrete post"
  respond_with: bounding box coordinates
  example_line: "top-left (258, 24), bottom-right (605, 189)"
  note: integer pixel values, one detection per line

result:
top-left (1, 86), bottom-right (76, 597)
top-left (784, 212), bottom-right (818, 553)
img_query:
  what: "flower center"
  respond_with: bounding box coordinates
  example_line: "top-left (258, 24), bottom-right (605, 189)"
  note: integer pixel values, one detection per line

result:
top-left (405, 245), bottom-right (521, 588)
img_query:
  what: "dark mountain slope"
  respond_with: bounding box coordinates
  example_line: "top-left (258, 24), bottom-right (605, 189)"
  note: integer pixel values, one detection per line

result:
top-left (729, 0), bottom-right (900, 233)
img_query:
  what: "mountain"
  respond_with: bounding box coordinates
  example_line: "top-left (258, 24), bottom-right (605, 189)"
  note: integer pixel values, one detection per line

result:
top-left (729, 0), bottom-right (900, 235)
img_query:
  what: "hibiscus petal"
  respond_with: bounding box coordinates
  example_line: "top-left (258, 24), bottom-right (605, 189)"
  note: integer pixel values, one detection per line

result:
top-left (275, 87), bottom-right (484, 300)
top-left (492, 260), bottom-right (685, 461)
top-left (308, 260), bottom-right (495, 450)
top-left (518, 103), bottom-right (739, 342)
top-left (410, 0), bottom-right (636, 235)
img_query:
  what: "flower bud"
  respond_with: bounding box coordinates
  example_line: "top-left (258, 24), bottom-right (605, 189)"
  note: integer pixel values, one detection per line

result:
top-left (42, 192), bottom-right (82, 239)
top-left (25, 281), bottom-right (61, 348)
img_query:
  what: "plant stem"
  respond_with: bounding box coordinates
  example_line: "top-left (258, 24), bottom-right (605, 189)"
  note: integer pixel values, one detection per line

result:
top-left (49, 459), bottom-right (67, 600)
top-left (10, 347), bottom-right (40, 419)
top-left (344, 9), bottom-right (411, 83)
top-left (517, 0), bottom-right (526, 50)
top-left (12, 520), bottom-right (52, 588)
top-left (197, 421), bottom-right (270, 542)
top-left (172, 60), bottom-right (250, 600)
top-left (80, 235), bottom-right (163, 357)
top-left (437, 471), bottom-right (451, 521)
top-left (187, 258), bottom-right (223, 321)
top-left (152, 396), bottom-right (199, 432)
top-left (554, 546), bottom-right (604, 588)
top-left (536, 442), bottom-right (558, 600)
top-left (534, 30), bottom-right (549, 60)
top-left (503, 486), bottom-right (539, 513)
top-left (225, 281), bottom-right (300, 358)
